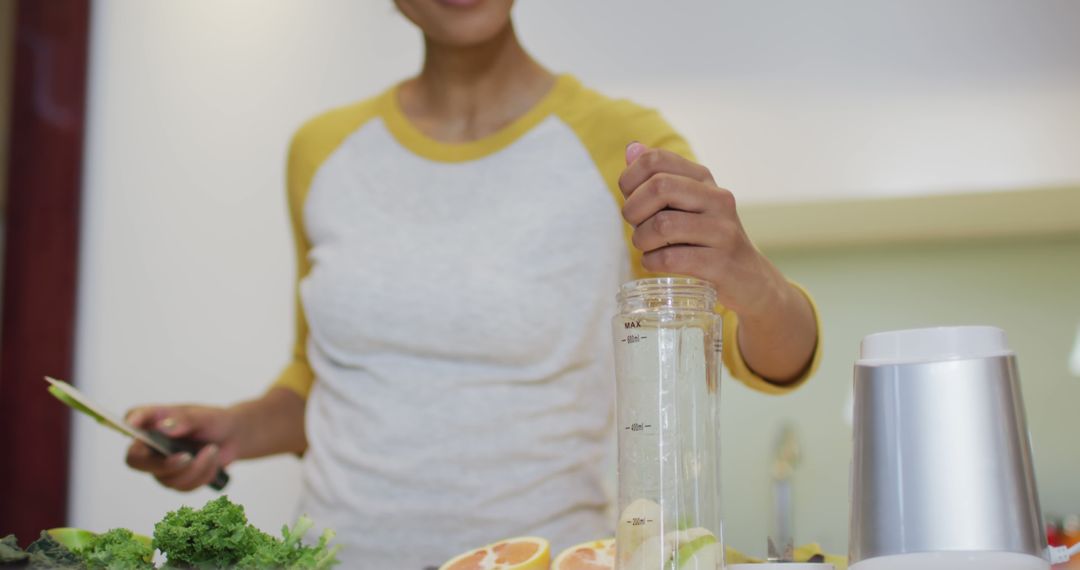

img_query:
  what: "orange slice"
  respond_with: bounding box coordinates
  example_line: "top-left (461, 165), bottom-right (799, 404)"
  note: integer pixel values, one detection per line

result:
top-left (439, 536), bottom-right (550, 570)
top-left (553, 538), bottom-right (616, 570)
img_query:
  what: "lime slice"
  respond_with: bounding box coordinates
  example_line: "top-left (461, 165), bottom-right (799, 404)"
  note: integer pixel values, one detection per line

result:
top-left (674, 532), bottom-right (719, 569)
top-left (45, 528), bottom-right (97, 551)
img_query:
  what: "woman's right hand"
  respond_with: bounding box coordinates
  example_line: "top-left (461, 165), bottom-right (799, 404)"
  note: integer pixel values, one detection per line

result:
top-left (124, 404), bottom-right (239, 492)
top-left (123, 388), bottom-right (308, 491)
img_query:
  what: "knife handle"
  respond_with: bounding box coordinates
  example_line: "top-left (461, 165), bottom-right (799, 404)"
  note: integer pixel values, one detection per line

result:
top-left (146, 430), bottom-right (231, 491)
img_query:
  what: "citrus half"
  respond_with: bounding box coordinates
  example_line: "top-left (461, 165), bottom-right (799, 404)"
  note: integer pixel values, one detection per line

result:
top-left (439, 536), bottom-right (550, 570)
top-left (552, 538), bottom-right (616, 570)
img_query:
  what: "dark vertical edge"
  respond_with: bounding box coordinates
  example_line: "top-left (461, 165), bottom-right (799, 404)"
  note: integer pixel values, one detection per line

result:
top-left (0, 0), bottom-right (90, 543)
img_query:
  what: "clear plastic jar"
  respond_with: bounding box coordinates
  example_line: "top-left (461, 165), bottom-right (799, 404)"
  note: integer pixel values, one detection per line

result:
top-left (613, 277), bottom-right (724, 570)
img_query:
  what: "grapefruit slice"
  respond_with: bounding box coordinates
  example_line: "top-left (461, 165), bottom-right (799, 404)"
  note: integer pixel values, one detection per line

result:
top-left (439, 536), bottom-right (550, 570)
top-left (553, 538), bottom-right (616, 570)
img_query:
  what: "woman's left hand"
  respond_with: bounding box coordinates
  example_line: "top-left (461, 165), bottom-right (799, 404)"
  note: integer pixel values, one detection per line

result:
top-left (618, 142), bottom-right (784, 319)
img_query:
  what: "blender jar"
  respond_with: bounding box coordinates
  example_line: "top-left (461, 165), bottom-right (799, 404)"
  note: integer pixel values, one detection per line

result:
top-left (613, 277), bottom-right (724, 570)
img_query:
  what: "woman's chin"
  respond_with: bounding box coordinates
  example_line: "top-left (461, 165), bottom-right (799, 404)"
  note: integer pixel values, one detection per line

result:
top-left (436, 0), bottom-right (483, 7)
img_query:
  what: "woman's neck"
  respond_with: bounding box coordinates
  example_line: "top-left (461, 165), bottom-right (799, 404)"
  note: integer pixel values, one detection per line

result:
top-left (399, 23), bottom-right (556, 142)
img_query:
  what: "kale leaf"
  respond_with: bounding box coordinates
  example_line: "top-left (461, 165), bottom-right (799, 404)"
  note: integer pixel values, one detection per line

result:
top-left (153, 496), bottom-right (339, 569)
top-left (0, 535), bottom-right (29, 566)
top-left (74, 529), bottom-right (153, 569)
top-left (4, 496), bottom-right (338, 569)
top-left (26, 532), bottom-right (84, 569)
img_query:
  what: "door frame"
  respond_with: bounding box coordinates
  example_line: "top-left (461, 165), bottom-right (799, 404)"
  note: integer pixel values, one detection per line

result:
top-left (0, 0), bottom-right (90, 543)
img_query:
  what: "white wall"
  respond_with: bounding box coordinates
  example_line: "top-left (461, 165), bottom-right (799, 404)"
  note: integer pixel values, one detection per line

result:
top-left (73, 0), bottom-right (1080, 553)
top-left (726, 236), bottom-right (1080, 556)
top-left (516, 0), bottom-right (1080, 202)
top-left (74, 0), bottom-right (421, 536)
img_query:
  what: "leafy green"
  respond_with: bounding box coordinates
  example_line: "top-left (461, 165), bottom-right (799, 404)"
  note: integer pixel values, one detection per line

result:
top-left (1, 532), bottom-right (90, 569)
top-left (74, 529), bottom-right (153, 569)
top-left (0, 534), bottom-right (30, 565)
top-left (3, 496), bottom-right (338, 569)
top-left (153, 496), bottom-right (264, 568)
top-left (153, 496), bottom-right (339, 569)
top-left (26, 531), bottom-right (84, 569)
top-left (235, 516), bottom-right (339, 570)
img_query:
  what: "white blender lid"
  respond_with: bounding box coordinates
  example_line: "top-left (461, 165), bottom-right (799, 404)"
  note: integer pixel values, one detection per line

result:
top-left (858, 325), bottom-right (1013, 365)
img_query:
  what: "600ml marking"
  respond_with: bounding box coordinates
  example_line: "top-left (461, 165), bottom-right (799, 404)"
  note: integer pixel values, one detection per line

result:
top-left (621, 320), bottom-right (648, 343)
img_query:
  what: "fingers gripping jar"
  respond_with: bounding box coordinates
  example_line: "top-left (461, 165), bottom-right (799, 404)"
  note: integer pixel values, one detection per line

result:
top-left (613, 278), bottom-right (724, 570)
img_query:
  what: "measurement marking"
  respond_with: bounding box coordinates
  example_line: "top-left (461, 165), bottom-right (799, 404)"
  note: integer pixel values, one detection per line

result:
top-left (620, 335), bottom-right (648, 344)
top-left (626, 517), bottom-right (655, 526)
top-left (625, 422), bottom-right (652, 431)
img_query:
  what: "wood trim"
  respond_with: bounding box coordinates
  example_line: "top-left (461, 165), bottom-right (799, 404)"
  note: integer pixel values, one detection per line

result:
top-left (0, 0), bottom-right (90, 544)
top-left (741, 185), bottom-right (1080, 252)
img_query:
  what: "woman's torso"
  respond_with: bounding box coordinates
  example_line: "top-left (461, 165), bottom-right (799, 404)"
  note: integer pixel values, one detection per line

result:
top-left (293, 75), bottom-right (651, 568)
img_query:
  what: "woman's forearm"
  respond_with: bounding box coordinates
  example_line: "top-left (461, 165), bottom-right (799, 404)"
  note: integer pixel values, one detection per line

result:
top-left (736, 273), bottom-right (819, 385)
top-left (230, 387), bottom-right (308, 459)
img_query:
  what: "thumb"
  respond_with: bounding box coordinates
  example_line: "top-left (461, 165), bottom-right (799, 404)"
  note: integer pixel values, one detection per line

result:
top-left (164, 406), bottom-right (234, 444)
top-left (126, 405), bottom-right (179, 432)
top-left (625, 141), bottom-right (648, 165)
top-left (127, 406), bottom-right (199, 438)
top-left (155, 410), bottom-right (197, 438)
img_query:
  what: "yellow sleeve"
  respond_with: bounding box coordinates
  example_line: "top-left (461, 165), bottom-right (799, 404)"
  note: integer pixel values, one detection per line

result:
top-left (556, 82), bottom-right (822, 393)
top-left (270, 96), bottom-right (384, 399)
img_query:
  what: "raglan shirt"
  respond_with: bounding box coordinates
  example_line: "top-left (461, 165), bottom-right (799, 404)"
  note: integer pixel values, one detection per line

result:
top-left (272, 75), bottom-right (822, 568)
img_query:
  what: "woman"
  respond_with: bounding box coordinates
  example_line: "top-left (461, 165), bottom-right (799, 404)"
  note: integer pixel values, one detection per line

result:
top-left (125, 1), bottom-right (820, 567)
